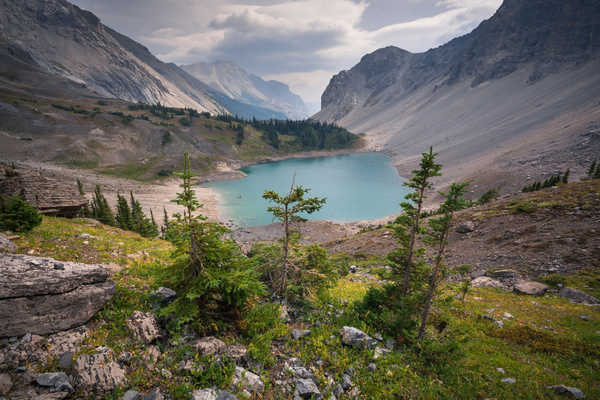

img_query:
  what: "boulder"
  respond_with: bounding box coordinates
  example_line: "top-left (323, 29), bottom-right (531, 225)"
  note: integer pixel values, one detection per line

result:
top-left (548, 385), bottom-right (585, 399)
top-left (0, 254), bottom-right (114, 337)
top-left (225, 344), bottom-right (247, 362)
top-left (339, 326), bottom-right (377, 349)
top-left (456, 221), bottom-right (475, 233)
top-left (514, 281), bottom-right (549, 296)
top-left (193, 337), bottom-right (227, 356)
top-left (233, 367), bottom-right (264, 393)
top-left (471, 277), bottom-right (507, 290)
top-left (74, 347), bottom-right (126, 394)
top-left (143, 389), bottom-right (164, 400)
top-left (294, 378), bottom-right (321, 399)
top-left (291, 329), bottom-right (311, 340)
top-left (470, 269), bottom-right (487, 279)
top-left (58, 351), bottom-right (74, 370)
top-left (559, 288), bottom-right (599, 305)
top-left (152, 287), bottom-right (176, 303)
top-left (127, 311), bottom-right (161, 344)
top-left (489, 269), bottom-right (518, 281)
top-left (35, 372), bottom-right (73, 393)
top-left (0, 233), bottom-right (17, 253)
top-left (123, 390), bottom-right (141, 400)
top-left (191, 388), bottom-right (238, 400)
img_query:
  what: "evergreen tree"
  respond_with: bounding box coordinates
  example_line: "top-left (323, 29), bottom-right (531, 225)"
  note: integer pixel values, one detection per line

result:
top-left (76, 179), bottom-right (91, 217)
top-left (398, 147), bottom-right (442, 297)
top-left (161, 207), bottom-right (170, 239)
top-left (588, 159), bottom-right (597, 177)
top-left (595, 163), bottom-right (600, 179)
top-left (263, 176), bottom-right (326, 295)
top-left (91, 185), bottom-right (115, 226)
top-left (115, 194), bottom-right (132, 230)
top-left (418, 181), bottom-right (469, 340)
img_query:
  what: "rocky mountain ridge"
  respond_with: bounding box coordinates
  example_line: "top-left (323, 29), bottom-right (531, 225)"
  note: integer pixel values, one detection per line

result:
top-left (315, 0), bottom-right (600, 193)
top-left (183, 61), bottom-right (309, 120)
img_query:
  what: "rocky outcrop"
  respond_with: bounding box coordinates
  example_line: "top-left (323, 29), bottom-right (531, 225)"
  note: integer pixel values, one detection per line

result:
top-left (193, 337), bottom-right (227, 356)
top-left (0, 232), bottom-right (17, 253)
top-left (339, 326), bottom-right (377, 349)
top-left (0, 163), bottom-right (87, 217)
top-left (514, 281), bottom-right (549, 296)
top-left (74, 346), bottom-right (126, 394)
top-left (0, 254), bottom-right (114, 337)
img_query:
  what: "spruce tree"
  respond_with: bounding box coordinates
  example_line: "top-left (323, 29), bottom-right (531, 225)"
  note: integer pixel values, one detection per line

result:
top-left (588, 160), bottom-right (597, 177)
top-left (398, 147), bottom-right (442, 296)
top-left (76, 179), bottom-right (91, 217)
top-left (115, 194), bottom-right (132, 230)
top-left (91, 185), bottom-right (115, 226)
top-left (161, 207), bottom-right (170, 239)
top-left (263, 176), bottom-right (326, 295)
top-left (418, 181), bottom-right (469, 340)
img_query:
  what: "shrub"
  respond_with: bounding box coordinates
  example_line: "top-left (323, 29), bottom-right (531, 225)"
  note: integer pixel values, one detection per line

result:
top-left (478, 188), bottom-right (499, 204)
top-left (0, 196), bottom-right (42, 232)
top-left (543, 273), bottom-right (566, 288)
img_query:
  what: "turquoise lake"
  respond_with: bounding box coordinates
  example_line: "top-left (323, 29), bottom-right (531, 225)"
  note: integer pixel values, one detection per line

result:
top-left (205, 152), bottom-right (409, 227)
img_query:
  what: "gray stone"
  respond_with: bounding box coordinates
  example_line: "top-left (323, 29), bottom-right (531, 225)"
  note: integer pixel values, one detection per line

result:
top-left (0, 373), bottom-right (12, 396)
top-left (489, 269), bottom-right (518, 281)
top-left (53, 262), bottom-right (65, 270)
top-left (233, 367), bottom-right (263, 393)
top-left (339, 326), bottom-right (377, 349)
top-left (291, 329), bottom-right (311, 340)
top-left (456, 221), bottom-right (475, 233)
top-left (127, 311), bottom-right (161, 344)
top-left (514, 281), bottom-right (549, 296)
top-left (333, 383), bottom-right (344, 396)
top-left (341, 374), bottom-right (353, 390)
top-left (58, 351), bottom-right (74, 370)
top-left (294, 378), bottom-right (321, 399)
top-left (496, 367), bottom-right (505, 374)
top-left (36, 372), bottom-right (73, 392)
top-left (470, 269), bottom-right (487, 279)
top-left (373, 332), bottom-right (383, 341)
top-left (0, 233), bottom-right (17, 253)
top-left (0, 254), bottom-right (114, 337)
top-left (119, 352), bottom-right (133, 364)
top-left (559, 288), bottom-right (599, 305)
top-left (191, 388), bottom-right (238, 400)
top-left (373, 346), bottom-right (391, 360)
top-left (548, 385), bottom-right (585, 399)
top-left (580, 315), bottom-right (590, 321)
top-left (74, 347), bottom-right (126, 394)
top-left (152, 287), bottom-right (176, 302)
top-left (368, 363), bottom-right (377, 371)
top-left (501, 378), bottom-right (516, 384)
top-left (193, 337), bottom-right (227, 356)
top-left (471, 277), bottom-right (508, 290)
top-left (123, 390), bottom-right (141, 400)
top-left (225, 344), bottom-right (247, 361)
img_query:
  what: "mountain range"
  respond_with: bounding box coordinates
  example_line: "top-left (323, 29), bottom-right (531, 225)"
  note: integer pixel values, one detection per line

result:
top-left (0, 0), bottom-right (306, 120)
top-left (314, 0), bottom-right (600, 191)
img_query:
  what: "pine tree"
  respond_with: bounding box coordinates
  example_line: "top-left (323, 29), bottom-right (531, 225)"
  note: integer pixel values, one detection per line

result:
top-left (115, 194), bottom-right (132, 230)
top-left (588, 159), bottom-right (597, 177)
top-left (263, 176), bottom-right (326, 295)
top-left (398, 147), bottom-right (442, 297)
top-left (595, 163), bottom-right (600, 179)
top-left (161, 207), bottom-right (170, 239)
top-left (91, 185), bottom-right (115, 226)
top-left (418, 181), bottom-right (469, 340)
top-left (76, 179), bottom-right (91, 217)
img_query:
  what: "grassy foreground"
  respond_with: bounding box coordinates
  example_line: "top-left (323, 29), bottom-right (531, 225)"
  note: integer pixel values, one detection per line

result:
top-left (11, 214), bottom-right (599, 399)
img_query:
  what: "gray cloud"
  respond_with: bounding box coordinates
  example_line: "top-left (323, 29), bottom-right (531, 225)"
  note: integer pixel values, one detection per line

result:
top-left (69, 0), bottom-right (502, 104)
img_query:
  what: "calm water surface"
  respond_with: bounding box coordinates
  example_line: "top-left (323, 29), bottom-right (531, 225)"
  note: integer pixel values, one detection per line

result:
top-left (205, 152), bottom-right (408, 227)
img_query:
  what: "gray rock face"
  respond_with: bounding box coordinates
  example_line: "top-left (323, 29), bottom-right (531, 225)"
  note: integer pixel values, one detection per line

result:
top-left (0, 373), bottom-right (12, 396)
top-left (123, 390), bottom-right (141, 400)
top-left (0, 254), bottom-right (115, 337)
top-left (74, 347), bottom-right (126, 394)
top-left (559, 288), bottom-right (599, 305)
top-left (294, 378), bottom-right (321, 399)
top-left (193, 337), bottom-right (227, 356)
top-left (127, 311), bottom-right (161, 344)
top-left (514, 281), bottom-right (549, 296)
top-left (58, 351), bottom-right (74, 370)
top-left (339, 326), bottom-right (377, 349)
top-left (548, 385), bottom-right (585, 399)
top-left (35, 372), bottom-right (73, 393)
top-left (0, 233), bottom-right (17, 253)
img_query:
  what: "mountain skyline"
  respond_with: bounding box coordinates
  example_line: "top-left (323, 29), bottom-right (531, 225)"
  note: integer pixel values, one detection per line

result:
top-left (68, 0), bottom-right (502, 108)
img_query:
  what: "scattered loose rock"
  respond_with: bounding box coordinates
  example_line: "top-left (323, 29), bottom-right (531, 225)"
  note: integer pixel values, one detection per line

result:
top-left (233, 367), bottom-right (264, 394)
top-left (0, 233), bottom-right (17, 253)
top-left (339, 326), bottom-right (377, 349)
top-left (291, 329), bottom-right (311, 340)
top-left (152, 287), bottom-right (176, 303)
top-left (127, 311), bottom-right (161, 344)
top-left (0, 373), bottom-right (12, 396)
top-left (193, 337), bottom-right (227, 356)
top-left (35, 372), bottom-right (73, 393)
top-left (456, 221), bottom-right (475, 233)
top-left (471, 277), bottom-right (508, 290)
top-left (558, 288), bottom-right (599, 305)
top-left (74, 347), bottom-right (126, 394)
top-left (548, 385), bottom-right (585, 399)
top-left (294, 378), bottom-right (321, 399)
top-left (501, 378), bottom-right (516, 384)
top-left (514, 281), bottom-right (549, 296)
top-left (191, 388), bottom-right (238, 400)
top-left (123, 390), bottom-right (141, 400)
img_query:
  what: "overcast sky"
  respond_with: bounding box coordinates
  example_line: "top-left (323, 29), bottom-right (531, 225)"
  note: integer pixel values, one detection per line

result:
top-left (70, 0), bottom-right (502, 110)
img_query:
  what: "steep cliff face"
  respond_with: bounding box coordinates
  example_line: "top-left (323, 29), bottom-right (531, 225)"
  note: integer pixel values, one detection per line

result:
top-left (183, 61), bottom-right (309, 119)
top-left (314, 0), bottom-right (600, 189)
top-left (0, 0), bottom-right (224, 113)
